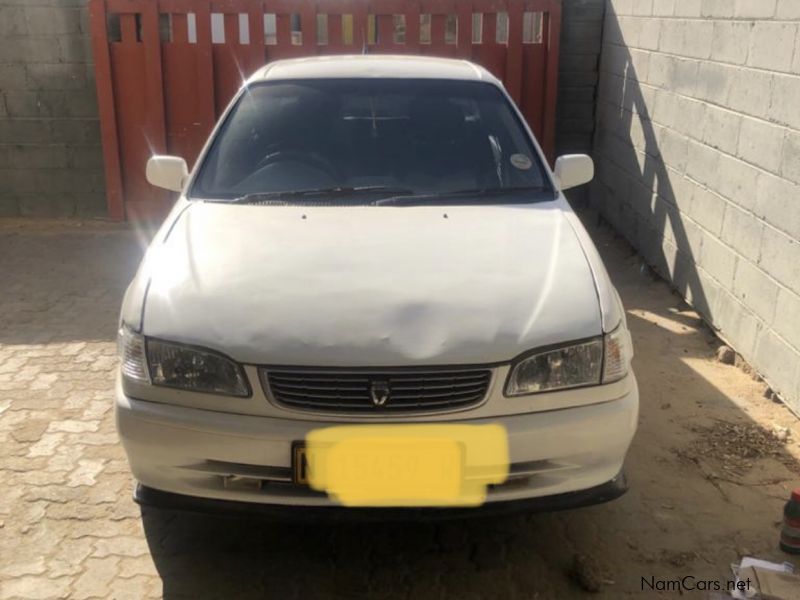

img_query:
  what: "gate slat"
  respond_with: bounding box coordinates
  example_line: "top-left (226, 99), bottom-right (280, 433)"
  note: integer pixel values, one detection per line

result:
top-left (88, 0), bottom-right (125, 221)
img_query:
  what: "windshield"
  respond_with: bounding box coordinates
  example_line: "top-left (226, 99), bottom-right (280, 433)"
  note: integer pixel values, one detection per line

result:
top-left (191, 78), bottom-right (553, 204)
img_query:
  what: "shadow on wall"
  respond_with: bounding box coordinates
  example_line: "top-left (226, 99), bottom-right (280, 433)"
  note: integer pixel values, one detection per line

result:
top-left (590, 12), bottom-right (714, 341)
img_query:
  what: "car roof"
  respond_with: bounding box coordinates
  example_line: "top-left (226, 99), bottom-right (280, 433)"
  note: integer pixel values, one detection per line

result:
top-left (249, 55), bottom-right (500, 85)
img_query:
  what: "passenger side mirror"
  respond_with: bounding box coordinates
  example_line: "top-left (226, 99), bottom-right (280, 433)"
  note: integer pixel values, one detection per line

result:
top-left (146, 155), bottom-right (189, 192)
top-left (553, 154), bottom-right (594, 191)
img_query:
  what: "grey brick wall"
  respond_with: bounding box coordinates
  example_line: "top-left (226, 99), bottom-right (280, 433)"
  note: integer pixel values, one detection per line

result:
top-left (593, 0), bottom-right (800, 412)
top-left (0, 0), bottom-right (105, 217)
top-left (557, 0), bottom-right (605, 206)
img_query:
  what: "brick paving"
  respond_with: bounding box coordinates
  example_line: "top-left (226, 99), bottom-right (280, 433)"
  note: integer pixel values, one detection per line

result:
top-left (1, 219), bottom-right (798, 600)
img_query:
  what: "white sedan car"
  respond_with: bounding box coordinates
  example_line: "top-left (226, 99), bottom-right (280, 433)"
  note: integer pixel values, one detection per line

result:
top-left (117, 55), bottom-right (638, 514)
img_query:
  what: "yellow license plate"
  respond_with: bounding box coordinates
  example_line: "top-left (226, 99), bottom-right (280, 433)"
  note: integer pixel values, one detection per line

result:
top-left (299, 425), bottom-right (508, 507)
top-left (292, 441), bottom-right (462, 491)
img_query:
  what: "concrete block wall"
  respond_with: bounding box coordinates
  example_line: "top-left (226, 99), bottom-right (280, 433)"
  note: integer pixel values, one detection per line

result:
top-left (557, 0), bottom-right (605, 206)
top-left (0, 0), bottom-right (106, 217)
top-left (593, 0), bottom-right (800, 412)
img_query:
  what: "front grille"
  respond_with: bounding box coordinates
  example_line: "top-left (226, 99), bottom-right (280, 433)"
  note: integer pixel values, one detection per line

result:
top-left (262, 368), bottom-right (492, 413)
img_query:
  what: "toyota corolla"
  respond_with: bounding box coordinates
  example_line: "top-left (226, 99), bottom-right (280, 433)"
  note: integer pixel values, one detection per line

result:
top-left (117, 55), bottom-right (638, 513)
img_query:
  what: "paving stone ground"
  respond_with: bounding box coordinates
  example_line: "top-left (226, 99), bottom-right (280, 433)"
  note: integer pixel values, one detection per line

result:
top-left (1, 217), bottom-right (798, 600)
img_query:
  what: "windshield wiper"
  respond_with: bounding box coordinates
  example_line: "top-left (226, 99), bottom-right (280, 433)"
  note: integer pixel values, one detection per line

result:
top-left (222, 186), bottom-right (415, 205)
top-left (373, 185), bottom-right (554, 206)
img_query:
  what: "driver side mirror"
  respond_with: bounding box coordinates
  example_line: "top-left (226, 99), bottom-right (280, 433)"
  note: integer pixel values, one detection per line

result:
top-left (146, 155), bottom-right (189, 192)
top-left (553, 154), bottom-right (594, 191)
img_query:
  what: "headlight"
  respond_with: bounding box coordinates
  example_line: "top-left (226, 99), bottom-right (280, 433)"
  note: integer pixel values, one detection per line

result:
top-left (505, 325), bottom-right (632, 396)
top-left (146, 338), bottom-right (250, 397)
top-left (117, 325), bottom-right (249, 397)
top-left (505, 338), bottom-right (603, 396)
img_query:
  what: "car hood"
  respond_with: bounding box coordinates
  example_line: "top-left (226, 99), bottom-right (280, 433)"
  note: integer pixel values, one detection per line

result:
top-left (141, 202), bottom-right (601, 366)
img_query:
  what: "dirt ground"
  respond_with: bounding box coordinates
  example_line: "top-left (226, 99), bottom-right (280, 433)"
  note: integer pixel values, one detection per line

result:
top-left (0, 213), bottom-right (799, 599)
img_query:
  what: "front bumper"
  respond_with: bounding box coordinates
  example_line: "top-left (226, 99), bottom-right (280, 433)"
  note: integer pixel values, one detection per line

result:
top-left (116, 375), bottom-right (639, 510)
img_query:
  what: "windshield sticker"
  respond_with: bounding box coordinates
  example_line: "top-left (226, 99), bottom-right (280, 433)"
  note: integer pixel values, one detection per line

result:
top-left (510, 154), bottom-right (533, 170)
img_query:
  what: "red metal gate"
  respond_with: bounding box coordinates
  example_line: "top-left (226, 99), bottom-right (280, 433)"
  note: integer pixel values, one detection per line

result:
top-left (89, 0), bottom-right (561, 221)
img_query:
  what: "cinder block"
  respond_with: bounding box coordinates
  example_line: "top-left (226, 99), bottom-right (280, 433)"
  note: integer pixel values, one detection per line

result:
top-left (0, 64), bottom-right (26, 90)
top-left (686, 140), bottom-right (721, 188)
top-left (0, 168), bottom-right (39, 194)
top-left (559, 54), bottom-right (601, 73)
top-left (24, 6), bottom-right (81, 35)
top-left (760, 228), bottom-right (800, 289)
top-left (780, 130), bottom-right (800, 184)
top-left (755, 172), bottom-right (800, 239)
top-left (631, 0), bottom-right (654, 16)
top-left (680, 215), bottom-right (706, 260)
top-left (74, 192), bottom-right (108, 218)
top-left (682, 20), bottom-right (713, 60)
top-left (658, 19), bottom-right (685, 55)
top-left (652, 89), bottom-right (679, 129)
top-left (732, 259), bottom-right (779, 322)
top-left (669, 57), bottom-right (699, 97)
top-left (608, 0), bottom-right (634, 17)
top-left (0, 6), bottom-right (28, 36)
top-left (793, 40), bottom-right (800, 76)
top-left (559, 70), bottom-right (599, 88)
top-left (600, 44), bottom-right (631, 77)
top-left (657, 127), bottom-right (690, 172)
top-left (50, 119), bottom-right (100, 144)
top-left (563, 0), bottom-right (605, 20)
top-left (694, 62), bottom-right (734, 105)
top-left (614, 16), bottom-right (641, 47)
top-left (10, 145), bottom-right (68, 169)
top-left (775, 289), bottom-right (800, 351)
top-left (714, 153), bottom-right (759, 212)
top-left (737, 117), bottom-right (785, 174)
top-left (0, 38), bottom-right (60, 63)
top-left (629, 48), bottom-right (651, 79)
top-left (17, 194), bottom-right (77, 217)
top-left (747, 22), bottom-right (797, 72)
top-left (647, 52), bottom-right (673, 89)
top-left (673, 0), bottom-right (703, 17)
top-left (673, 96), bottom-right (707, 140)
top-left (710, 21), bottom-right (750, 66)
top-left (0, 119), bottom-right (51, 143)
top-left (711, 290), bottom-right (764, 357)
top-left (776, 0), bottom-right (800, 18)
top-left (689, 185), bottom-right (727, 235)
top-left (769, 74), bottom-right (800, 131)
top-left (728, 68), bottom-right (774, 118)
top-left (701, 105), bottom-right (741, 156)
top-left (734, 0), bottom-right (777, 19)
top-left (702, 0), bottom-right (735, 17)
top-left (721, 204), bottom-right (764, 261)
top-left (754, 329), bottom-right (799, 400)
top-left (563, 21), bottom-right (603, 53)
top-left (638, 18), bottom-right (660, 51)
top-left (26, 63), bottom-right (87, 91)
top-left (62, 90), bottom-right (99, 118)
top-left (4, 91), bottom-right (54, 118)
top-left (58, 34), bottom-right (92, 63)
top-left (653, 0), bottom-right (676, 16)
top-left (0, 195), bottom-right (21, 217)
top-left (67, 145), bottom-right (104, 170)
top-left (659, 167), bottom-right (695, 213)
top-left (699, 227), bottom-right (737, 287)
